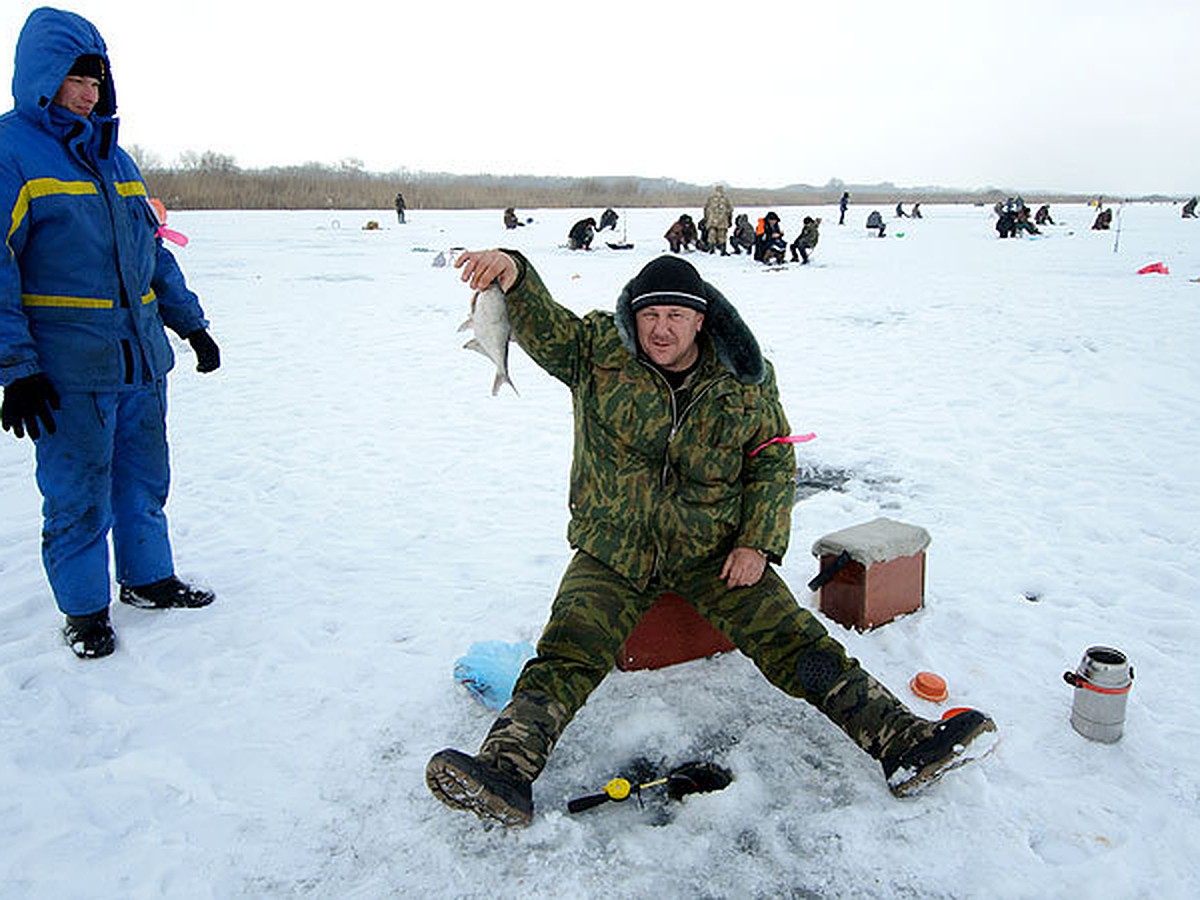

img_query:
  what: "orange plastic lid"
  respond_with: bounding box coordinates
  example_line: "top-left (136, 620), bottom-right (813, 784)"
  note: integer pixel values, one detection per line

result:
top-left (941, 706), bottom-right (972, 720)
top-left (909, 671), bottom-right (948, 702)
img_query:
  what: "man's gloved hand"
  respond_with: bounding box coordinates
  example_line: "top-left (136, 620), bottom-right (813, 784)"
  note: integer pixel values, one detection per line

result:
top-left (185, 329), bottom-right (221, 373)
top-left (1, 373), bottom-right (61, 440)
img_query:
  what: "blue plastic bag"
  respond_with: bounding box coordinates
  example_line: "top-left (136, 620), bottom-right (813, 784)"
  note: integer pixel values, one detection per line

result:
top-left (453, 640), bottom-right (537, 710)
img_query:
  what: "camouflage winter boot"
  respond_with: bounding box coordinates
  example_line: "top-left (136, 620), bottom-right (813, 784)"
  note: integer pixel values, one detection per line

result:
top-left (425, 749), bottom-right (533, 826)
top-left (814, 662), bottom-right (997, 796)
top-left (426, 691), bottom-right (571, 827)
top-left (879, 709), bottom-right (998, 797)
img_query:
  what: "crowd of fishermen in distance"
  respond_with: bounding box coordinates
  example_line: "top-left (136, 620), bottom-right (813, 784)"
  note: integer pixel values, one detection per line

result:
top-left (492, 188), bottom-right (1200, 259)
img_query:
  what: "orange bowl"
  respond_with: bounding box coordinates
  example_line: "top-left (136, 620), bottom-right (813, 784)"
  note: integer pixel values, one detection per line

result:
top-left (909, 671), bottom-right (948, 703)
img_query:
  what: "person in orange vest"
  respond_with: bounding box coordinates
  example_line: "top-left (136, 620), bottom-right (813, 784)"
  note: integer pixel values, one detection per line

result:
top-left (753, 211), bottom-right (786, 264)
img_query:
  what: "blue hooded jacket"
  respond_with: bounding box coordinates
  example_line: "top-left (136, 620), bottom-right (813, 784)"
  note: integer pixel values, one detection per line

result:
top-left (0, 7), bottom-right (208, 390)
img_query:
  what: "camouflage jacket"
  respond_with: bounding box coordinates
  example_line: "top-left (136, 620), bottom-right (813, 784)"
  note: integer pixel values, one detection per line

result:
top-left (504, 252), bottom-right (796, 590)
top-left (703, 190), bottom-right (733, 231)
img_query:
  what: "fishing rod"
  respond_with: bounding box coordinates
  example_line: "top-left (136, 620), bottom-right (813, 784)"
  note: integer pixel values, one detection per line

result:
top-left (566, 761), bottom-right (732, 814)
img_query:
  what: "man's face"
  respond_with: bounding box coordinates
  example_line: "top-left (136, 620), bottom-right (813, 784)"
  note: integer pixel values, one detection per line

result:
top-left (53, 75), bottom-right (101, 117)
top-left (635, 305), bottom-right (705, 372)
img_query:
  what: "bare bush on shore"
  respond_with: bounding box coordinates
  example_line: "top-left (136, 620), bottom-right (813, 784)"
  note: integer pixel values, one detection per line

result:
top-left (140, 160), bottom-right (1100, 211)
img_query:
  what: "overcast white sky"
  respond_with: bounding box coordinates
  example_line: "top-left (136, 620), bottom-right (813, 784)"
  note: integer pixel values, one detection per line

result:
top-left (4, 0), bottom-right (1198, 195)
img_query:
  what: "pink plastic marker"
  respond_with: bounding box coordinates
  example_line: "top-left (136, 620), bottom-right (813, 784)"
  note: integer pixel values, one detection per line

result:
top-left (148, 197), bottom-right (189, 246)
top-left (748, 432), bottom-right (817, 457)
top-left (156, 225), bottom-right (189, 247)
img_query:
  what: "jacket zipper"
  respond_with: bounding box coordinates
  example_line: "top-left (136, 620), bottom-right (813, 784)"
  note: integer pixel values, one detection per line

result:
top-left (642, 362), bottom-right (731, 579)
top-left (657, 369), bottom-right (730, 479)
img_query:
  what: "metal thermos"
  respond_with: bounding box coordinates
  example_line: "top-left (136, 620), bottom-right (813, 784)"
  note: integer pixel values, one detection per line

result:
top-left (1063, 646), bottom-right (1134, 743)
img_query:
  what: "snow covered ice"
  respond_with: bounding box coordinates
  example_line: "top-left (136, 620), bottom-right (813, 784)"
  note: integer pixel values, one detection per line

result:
top-left (1, 203), bottom-right (1198, 898)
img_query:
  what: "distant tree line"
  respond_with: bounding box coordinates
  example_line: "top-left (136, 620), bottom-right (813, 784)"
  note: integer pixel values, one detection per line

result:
top-left (128, 148), bottom-right (1101, 211)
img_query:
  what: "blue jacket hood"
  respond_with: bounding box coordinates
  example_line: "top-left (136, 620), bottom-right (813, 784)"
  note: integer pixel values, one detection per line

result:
top-left (12, 7), bottom-right (116, 120)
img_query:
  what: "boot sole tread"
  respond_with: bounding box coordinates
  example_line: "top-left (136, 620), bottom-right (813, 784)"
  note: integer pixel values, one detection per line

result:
top-left (425, 754), bottom-right (532, 826)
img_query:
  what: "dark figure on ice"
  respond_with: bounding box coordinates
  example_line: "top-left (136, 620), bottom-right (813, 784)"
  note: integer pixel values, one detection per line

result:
top-left (395, 192), bottom-right (406, 224)
top-left (1092, 208), bottom-right (1113, 231)
top-left (1014, 207), bottom-right (1040, 236)
top-left (996, 208), bottom-right (1017, 238)
top-left (910, 203), bottom-right (923, 219)
top-left (664, 214), bottom-right (698, 253)
top-left (1034, 204), bottom-right (1054, 226)
top-left (599, 208), bottom-right (619, 231)
top-left (426, 250), bottom-right (999, 827)
top-left (730, 213), bottom-right (755, 254)
top-left (504, 208), bottom-right (525, 229)
top-left (0, 8), bottom-right (221, 659)
top-left (895, 202), bottom-right (908, 218)
top-left (754, 211), bottom-right (786, 264)
top-left (838, 191), bottom-right (850, 225)
top-left (790, 216), bottom-right (820, 264)
top-left (1182, 197), bottom-right (1197, 219)
top-left (866, 210), bottom-right (887, 237)
top-left (568, 217), bottom-right (598, 250)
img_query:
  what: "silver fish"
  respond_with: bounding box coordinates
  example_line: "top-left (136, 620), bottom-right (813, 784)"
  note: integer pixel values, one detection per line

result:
top-left (458, 284), bottom-right (517, 396)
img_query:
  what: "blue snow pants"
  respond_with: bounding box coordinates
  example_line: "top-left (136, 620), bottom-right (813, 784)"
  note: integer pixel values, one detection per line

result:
top-left (33, 380), bottom-right (175, 616)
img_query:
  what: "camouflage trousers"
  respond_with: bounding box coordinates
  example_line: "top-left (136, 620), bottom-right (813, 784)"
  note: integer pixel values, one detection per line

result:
top-left (479, 551), bottom-right (924, 783)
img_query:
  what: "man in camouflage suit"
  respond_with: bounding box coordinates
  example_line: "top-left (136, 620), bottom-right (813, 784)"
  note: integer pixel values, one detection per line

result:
top-left (426, 251), bottom-right (996, 826)
top-left (702, 185), bottom-right (733, 255)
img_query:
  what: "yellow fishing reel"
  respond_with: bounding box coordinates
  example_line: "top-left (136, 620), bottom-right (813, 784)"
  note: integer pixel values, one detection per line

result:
top-left (603, 778), bottom-right (632, 801)
top-left (566, 763), bottom-right (731, 814)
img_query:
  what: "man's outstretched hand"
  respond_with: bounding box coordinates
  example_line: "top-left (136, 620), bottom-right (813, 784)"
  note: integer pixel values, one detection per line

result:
top-left (455, 250), bottom-right (518, 293)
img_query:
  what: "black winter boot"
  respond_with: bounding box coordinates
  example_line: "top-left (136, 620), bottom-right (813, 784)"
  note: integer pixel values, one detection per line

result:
top-left (63, 608), bottom-right (116, 659)
top-left (880, 709), bottom-right (998, 797)
top-left (426, 748), bottom-right (533, 826)
top-left (119, 575), bottom-right (215, 609)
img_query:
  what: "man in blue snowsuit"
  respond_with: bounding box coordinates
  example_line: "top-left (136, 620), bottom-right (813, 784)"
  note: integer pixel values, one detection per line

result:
top-left (0, 8), bottom-right (221, 659)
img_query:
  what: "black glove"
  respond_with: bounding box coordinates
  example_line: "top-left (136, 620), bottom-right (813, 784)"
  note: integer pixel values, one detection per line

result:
top-left (185, 329), bottom-right (221, 373)
top-left (1, 373), bottom-right (61, 440)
